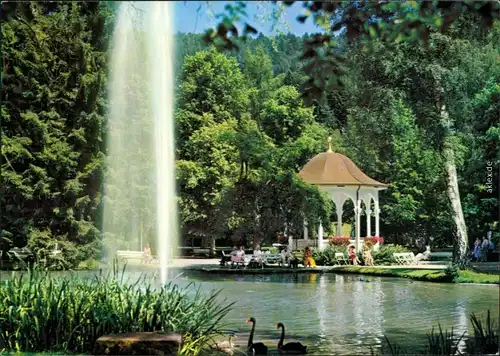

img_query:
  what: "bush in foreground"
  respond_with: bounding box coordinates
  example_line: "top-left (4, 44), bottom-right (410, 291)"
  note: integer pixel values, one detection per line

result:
top-left (0, 264), bottom-right (233, 355)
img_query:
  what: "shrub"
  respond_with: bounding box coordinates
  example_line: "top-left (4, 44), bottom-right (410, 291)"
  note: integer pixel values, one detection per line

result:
top-left (266, 247), bottom-right (279, 254)
top-left (444, 264), bottom-right (460, 282)
top-left (312, 245), bottom-right (348, 266)
top-left (0, 263), bottom-right (233, 355)
top-left (328, 236), bottom-right (351, 246)
top-left (77, 258), bottom-right (102, 270)
top-left (372, 244), bottom-right (411, 265)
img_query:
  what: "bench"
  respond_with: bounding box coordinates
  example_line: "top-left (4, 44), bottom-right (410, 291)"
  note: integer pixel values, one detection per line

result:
top-left (116, 250), bottom-right (144, 263)
top-left (393, 252), bottom-right (418, 265)
top-left (430, 252), bottom-right (453, 259)
top-left (264, 254), bottom-right (282, 265)
top-left (231, 256), bottom-right (245, 269)
top-left (219, 251), bottom-right (232, 266)
top-left (116, 251), bottom-right (160, 264)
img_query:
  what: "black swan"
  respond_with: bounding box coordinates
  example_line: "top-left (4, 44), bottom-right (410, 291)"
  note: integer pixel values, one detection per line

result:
top-left (247, 317), bottom-right (268, 355)
top-left (277, 322), bottom-right (307, 354)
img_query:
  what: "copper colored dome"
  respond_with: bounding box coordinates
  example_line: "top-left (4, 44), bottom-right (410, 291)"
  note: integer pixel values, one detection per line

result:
top-left (298, 138), bottom-right (388, 187)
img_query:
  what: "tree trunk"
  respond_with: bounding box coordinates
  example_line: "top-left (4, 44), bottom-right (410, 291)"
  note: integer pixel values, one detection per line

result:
top-left (436, 85), bottom-right (469, 266)
top-left (443, 143), bottom-right (469, 265)
top-left (210, 236), bottom-right (216, 257)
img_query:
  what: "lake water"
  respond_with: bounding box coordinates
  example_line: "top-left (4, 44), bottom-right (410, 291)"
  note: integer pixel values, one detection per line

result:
top-left (2, 268), bottom-right (498, 354)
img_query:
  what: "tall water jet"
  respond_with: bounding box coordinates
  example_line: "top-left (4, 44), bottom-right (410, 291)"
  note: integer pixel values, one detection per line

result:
top-left (149, 2), bottom-right (177, 284)
top-left (104, 2), bottom-right (177, 284)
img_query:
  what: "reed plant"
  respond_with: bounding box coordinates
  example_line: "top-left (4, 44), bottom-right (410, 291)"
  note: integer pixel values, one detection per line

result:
top-left (466, 310), bottom-right (498, 355)
top-left (0, 262), bottom-right (233, 355)
top-left (425, 324), bottom-right (464, 355)
top-left (379, 310), bottom-right (498, 356)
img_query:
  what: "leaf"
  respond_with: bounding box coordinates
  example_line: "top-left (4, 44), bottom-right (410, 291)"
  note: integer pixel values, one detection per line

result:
top-left (297, 14), bottom-right (308, 23)
top-left (244, 24), bottom-right (257, 34)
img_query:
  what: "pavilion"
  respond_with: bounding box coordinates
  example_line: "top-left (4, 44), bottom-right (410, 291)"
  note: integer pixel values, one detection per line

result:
top-left (297, 137), bottom-right (388, 251)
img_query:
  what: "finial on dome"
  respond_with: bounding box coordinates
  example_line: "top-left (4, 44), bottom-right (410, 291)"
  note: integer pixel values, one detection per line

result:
top-left (327, 136), bottom-right (333, 153)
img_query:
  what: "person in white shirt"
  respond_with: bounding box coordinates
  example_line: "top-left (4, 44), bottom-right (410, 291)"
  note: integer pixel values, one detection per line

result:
top-left (235, 246), bottom-right (245, 259)
top-left (253, 245), bottom-right (264, 268)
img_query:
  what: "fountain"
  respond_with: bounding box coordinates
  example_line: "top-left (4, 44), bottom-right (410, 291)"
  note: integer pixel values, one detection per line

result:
top-left (104, 2), bottom-right (177, 284)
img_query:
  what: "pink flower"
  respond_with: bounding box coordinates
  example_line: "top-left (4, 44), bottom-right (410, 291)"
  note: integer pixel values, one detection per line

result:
top-left (328, 236), bottom-right (351, 246)
top-left (365, 236), bottom-right (384, 245)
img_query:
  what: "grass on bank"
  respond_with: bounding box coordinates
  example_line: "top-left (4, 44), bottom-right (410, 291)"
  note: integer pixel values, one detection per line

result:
top-left (0, 262), bottom-right (233, 355)
top-left (334, 266), bottom-right (499, 284)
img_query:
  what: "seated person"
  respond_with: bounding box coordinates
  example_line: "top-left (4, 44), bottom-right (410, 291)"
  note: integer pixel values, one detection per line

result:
top-left (348, 244), bottom-right (360, 266)
top-left (143, 244), bottom-right (153, 264)
top-left (280, 247), bottom-right (292, 266)
top-left (252, 245), bottom-right (264, 267)
top-left (303, 246), bottom-right (316, 267)
top-left (231, 246), bottom-right (245, 264)
top-left (363, 244), bottom-right (374, 266)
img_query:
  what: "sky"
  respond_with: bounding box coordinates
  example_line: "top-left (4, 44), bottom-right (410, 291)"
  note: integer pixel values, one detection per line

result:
top-left (173, 1), bottom-right (324, 35)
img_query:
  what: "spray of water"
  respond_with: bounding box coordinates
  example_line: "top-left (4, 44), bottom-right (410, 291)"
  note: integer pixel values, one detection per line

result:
top-left (149, 2), bottom-right (177, 284)
top-left (104, 2), bottom-right (177, 284)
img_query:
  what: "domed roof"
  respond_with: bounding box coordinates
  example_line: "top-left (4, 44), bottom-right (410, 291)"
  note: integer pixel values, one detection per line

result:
top-left (298, 138), bottom-right (388, 188)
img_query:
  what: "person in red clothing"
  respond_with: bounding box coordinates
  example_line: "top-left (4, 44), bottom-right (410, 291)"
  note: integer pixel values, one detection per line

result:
top-left (348, 244), bottom-right (360, 266)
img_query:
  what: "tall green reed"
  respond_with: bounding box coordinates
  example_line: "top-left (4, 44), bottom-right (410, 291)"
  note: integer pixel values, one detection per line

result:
top-left (0, 261), bottom-right (233, 355)
top-left (378, 310), bottom-right (498, 356)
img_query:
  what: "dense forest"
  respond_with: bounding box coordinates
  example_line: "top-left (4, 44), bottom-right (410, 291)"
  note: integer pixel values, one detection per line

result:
top-left (1, 2), bottom-right (498, 266)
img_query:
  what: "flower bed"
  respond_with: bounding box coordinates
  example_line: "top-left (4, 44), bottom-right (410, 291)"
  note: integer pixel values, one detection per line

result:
top-left (328, 236), bottom-right (351, 246)
top-left (365, 236), bottom-right (384, 245)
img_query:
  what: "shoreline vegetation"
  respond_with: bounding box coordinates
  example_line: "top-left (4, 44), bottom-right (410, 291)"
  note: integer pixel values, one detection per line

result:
top-left (0, 266), bottom-right (497, 355)
top-left (2, 256), bottom-right (497, 285)
top-left (194, 265), bottom-right (499, 285)
top-left (0, 264), bottom-right (233, 355)
top-left (331, 266), bottom-right (500, 284)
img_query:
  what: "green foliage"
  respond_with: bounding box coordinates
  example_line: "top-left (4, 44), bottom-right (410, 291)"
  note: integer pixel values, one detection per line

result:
top-left (466, 310), bottom-right (499, 355)
top-left (379, 311), bottom-right (498, 356)
top-left (204, 1), bottom-right (499, 103)
top-left (2, 3), bottom-right (498, 264)
top-left (314, 244), bottom-right (412, 266)
top-left (444, 264), bottom-right (460, 282)
top-left (1, 2), bottom-right (110, 265)
top-left (426, 324), bottom-right (464, 355)
top-left (0, 266), bottom-right (233, 355)
top-left (312, 245), bottom-right (346, 266)
top-left (371, 245), bottom-right (412, 265)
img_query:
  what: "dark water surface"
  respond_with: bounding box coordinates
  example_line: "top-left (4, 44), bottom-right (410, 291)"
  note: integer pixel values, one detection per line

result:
top-left (2, 268), bottom-right (498, 355)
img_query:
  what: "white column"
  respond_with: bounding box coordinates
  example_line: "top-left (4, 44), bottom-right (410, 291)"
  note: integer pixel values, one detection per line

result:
top-left (366, 208), bottom-right (372, 237)
top-left (318, 221), bottom-right (324, 250)
top-left (375, 208), bottom-right (381, 237)
top-left (355, 201), bottom-right (361, 251)
top-left (337, 213), bottom-right (342, 236)
top-left (303, 220), bottom-right (309, 240)
top-left (289, 235), bottom-right (294, 251)
top-left (332, 195), bottom-right (346, 237)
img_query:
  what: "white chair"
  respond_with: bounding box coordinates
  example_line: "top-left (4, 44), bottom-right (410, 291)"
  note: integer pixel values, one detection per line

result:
top-left (334, 252), bottom-right (348, 265)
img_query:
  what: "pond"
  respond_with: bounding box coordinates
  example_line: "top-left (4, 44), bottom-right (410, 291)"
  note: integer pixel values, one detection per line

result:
top-left (2, 268), bottom-right (498, 355)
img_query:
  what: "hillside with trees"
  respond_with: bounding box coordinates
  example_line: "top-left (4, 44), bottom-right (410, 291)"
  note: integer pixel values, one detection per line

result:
top-left (1, 2), bottom-right (498, 267)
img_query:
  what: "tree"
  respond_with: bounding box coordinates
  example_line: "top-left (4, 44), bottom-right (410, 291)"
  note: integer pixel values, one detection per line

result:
top-left (1, 2), bottom-right (112, 266)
